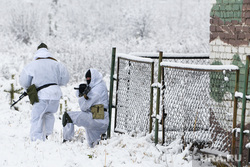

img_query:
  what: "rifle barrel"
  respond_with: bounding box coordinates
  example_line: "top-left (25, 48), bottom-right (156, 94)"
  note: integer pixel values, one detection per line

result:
top-left (10, 92), bottom-right (27, 108)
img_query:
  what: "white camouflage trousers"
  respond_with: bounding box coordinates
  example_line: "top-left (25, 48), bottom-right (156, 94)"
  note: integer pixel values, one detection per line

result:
top-left (63, 111), bottom-right (109, 147)
top-left (30, 99), bottom-right (59, 141)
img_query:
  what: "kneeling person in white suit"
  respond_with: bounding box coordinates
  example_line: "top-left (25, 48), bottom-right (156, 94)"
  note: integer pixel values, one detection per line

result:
top-left (63, 68), bottom-right (109, 147)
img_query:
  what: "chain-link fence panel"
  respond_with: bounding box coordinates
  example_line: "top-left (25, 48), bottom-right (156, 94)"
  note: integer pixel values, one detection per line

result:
top-left (114, 55), bottom-right (154, 134)
top-left (161, 62), bottom-right (238, 153)
top-left (129, 53), bottom-right (210, 129)
top-left (163, 58), bottom-right (209, 65)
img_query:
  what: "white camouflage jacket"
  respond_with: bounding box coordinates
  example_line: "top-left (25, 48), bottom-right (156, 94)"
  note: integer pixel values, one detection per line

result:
top-left (19, 48), bottom-right (70, 100)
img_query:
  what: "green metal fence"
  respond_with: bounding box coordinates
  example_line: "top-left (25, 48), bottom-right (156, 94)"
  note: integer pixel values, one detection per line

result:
top-left (108, 49), bottom-right (250, 164)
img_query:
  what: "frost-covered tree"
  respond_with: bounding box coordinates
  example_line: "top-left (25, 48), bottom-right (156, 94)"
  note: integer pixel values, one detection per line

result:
top-left (0, 0), bottom-right (211, 83)
top-left (6, 1), bottom-right (49, 44)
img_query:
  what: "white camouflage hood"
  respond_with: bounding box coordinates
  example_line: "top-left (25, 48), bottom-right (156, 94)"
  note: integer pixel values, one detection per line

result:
top-left (33, 48), bottom-right (53, 60)
top-left (86, 68), bottom-right (103, 88)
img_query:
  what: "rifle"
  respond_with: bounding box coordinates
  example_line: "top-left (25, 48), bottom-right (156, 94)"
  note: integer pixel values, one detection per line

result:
top-left (74, 84), bottom-right (91, 100)
top-left (10, 92), bottom-right (28, 108)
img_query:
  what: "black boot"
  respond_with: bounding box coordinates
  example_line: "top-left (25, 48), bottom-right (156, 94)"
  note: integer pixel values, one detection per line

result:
top-left (101, 134), bottom-right (107, 140)
top-left (62, 112), bottom-right (73, 127)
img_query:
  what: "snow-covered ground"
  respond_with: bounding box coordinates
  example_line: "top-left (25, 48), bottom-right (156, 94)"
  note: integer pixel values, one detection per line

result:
top-left (0, 77), bottom-right (216, 167)
top-left (0, 0), bottom-right (217, 166)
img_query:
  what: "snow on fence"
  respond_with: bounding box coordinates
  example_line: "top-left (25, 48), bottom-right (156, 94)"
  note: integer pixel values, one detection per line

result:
top-left (161, 62), bottom-right (239, 153)
top-left (110, 49), bottom-right (239, 155)
top-left (130, 52), bottom-right (210, 65)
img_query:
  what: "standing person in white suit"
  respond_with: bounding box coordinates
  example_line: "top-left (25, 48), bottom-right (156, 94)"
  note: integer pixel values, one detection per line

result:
top-left (19, 43), bottom-right (70, 141)
top-left (62, 68), bottom-right (109, 147)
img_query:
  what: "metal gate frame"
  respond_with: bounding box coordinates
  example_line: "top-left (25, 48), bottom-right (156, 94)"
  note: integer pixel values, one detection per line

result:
top-left (108, 47), bottom-right (155, 136)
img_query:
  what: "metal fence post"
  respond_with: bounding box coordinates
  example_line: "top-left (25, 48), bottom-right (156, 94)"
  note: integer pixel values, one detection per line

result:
top-left (149, 63), bottom-right (154, 133)
top-left (155, 51), bottom-right (163, 145)
top-left (232, 69), bottom-right (239, 155)
top-left (161, 67), bottom-right (165, 145)
top-left (238, 55), bottom-right (250, 167)
top-left (108, 47), bottom-right (116, 138)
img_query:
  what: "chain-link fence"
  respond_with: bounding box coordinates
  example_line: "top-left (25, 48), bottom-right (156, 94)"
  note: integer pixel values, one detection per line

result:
top-left (114, 54), bottom-right (154, 134)
top-left (112, 51), bottom-right (240, 155)
top-left (161, 62), bottom-right (239, 153)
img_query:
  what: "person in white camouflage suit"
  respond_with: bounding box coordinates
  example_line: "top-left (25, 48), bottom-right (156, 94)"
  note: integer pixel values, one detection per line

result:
top-left (19, 43), bottom-right (69, 141)
top-left (62, 68), bottom-right (109, 147)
